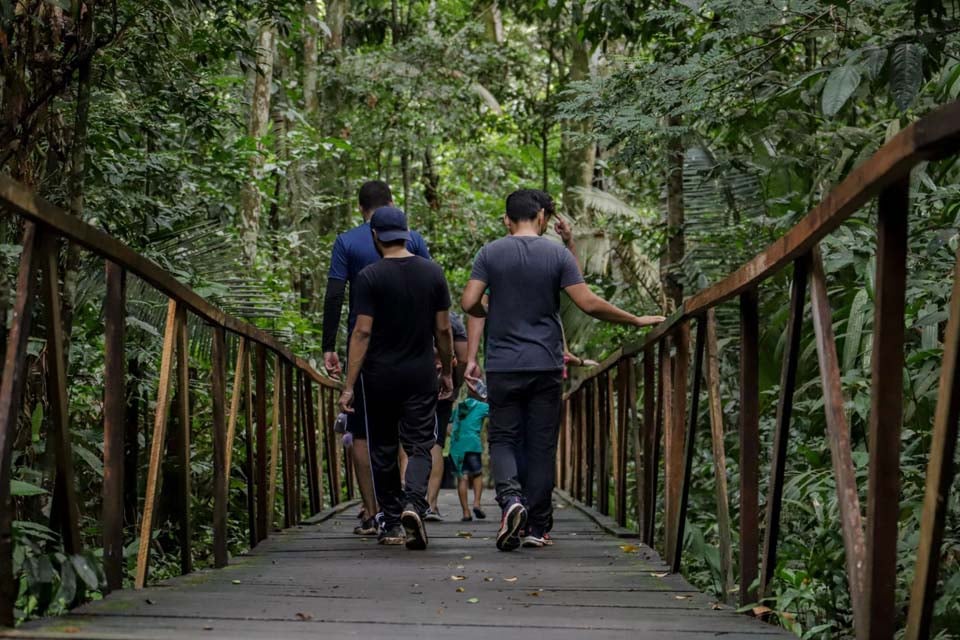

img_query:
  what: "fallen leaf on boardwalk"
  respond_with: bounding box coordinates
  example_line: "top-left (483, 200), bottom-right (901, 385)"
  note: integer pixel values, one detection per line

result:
top-left (145, 599), bottom-right (156, 605)
top-left (528, 591), bottom-right (540, 597)
top-left (456, 565), bottom-right (465, 570)
top-left (650, 572), bottom-right (669, 578)
top-left (456, 531), bottom-right (473, 538)
top-left (62, 627), bottom-right (80, 633)
top-left (203, 626), bottom-right (214, 631)
top-left (503, 576), bottom-right (518, 582)
top-left (451, 575), bottom-right (466, 581)
top-left (456, 587), bottom-right (465, 593)
top-left (619, 544), bottom-right (639, 553)
top-left (467, 597), bottom-right (479, 604)
top-left (710, 603), bottom-right (722, 610)
top-left (674, 595), bottom-right (692, 600)
top-left (295, 612), bottom-right (313, 621)
top-left (484, 577), bottom-right (494, 582)
top-left (231, 580), bottom-right (242, 584)
top-left (463, 555), bottom-right (472, 560)
top-left (752, 605), bottom-right (773, 618)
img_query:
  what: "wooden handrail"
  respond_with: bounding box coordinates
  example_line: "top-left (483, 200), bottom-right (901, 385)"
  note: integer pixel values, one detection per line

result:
top-left (558, 100), bottom-right (960, 640)
top-left (0, 176), bottom-right (340, 389)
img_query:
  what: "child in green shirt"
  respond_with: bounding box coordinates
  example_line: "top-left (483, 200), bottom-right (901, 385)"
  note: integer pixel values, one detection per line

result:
top-left (449, 392), bottom-right (489, 521)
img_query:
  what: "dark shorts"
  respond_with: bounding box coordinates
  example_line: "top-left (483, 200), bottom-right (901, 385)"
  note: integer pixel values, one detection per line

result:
top-left (461, 452), bottom-right (482, 477)
top-left (436, 399), bottom-right (453, 447)
top-left (346, 375), bottom-right (368, 440)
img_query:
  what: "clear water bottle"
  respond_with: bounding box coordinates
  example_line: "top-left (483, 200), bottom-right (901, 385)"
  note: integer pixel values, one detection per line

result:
top-left (475, 380), bottom-right (488, 400)
top-left (334, 412), bottom-right (348, 434)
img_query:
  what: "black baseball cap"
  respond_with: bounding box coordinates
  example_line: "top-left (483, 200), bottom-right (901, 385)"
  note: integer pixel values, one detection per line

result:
top-left (370, 206), bottom-right (410, 243)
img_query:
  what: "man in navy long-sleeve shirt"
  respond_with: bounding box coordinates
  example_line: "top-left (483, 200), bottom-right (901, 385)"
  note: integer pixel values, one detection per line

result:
top-left (322, 181), bottom-right (431, 534)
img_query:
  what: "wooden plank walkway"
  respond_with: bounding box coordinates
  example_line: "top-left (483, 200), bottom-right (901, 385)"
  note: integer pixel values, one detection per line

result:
top-left (4, 491), bottom-right (791, 639)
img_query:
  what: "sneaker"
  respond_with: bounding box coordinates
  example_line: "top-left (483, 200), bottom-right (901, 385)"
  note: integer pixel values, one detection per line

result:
top-left (353, 517), bottom-right (378, 536)
top-left (473, 507), bottom-right (487, 520)
top-left (542, 531), bottom-right (554, 546)
top-left (523, 527), bottom-right (546, 548)
top-left (423, 508), bottom-right (443, 522)
top-left (378, 525), bottom-right (405, 545)
top-left (401, 509), bottom-right (428, 550)
top-left (496, 500), bottom-right (527, 552)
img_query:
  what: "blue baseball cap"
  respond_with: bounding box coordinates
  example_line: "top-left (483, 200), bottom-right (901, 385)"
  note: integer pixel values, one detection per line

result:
top-left (370, 206), bottom-right (410, 243)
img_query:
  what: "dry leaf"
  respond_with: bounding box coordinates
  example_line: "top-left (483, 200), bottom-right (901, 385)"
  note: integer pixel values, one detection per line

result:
top-left (467, 597), bottom-right (479, 604)
top-left (674, 595), bottom-right (692, 600)
top-left (457, 531), bottom-right (473, 538)
top-left (231, 580), bottom-right (242, 585)
top-left (528, 591), bottom-right (540, 597)
top-left (650, 571), bottom-right (669, 578)
top-left (62, 628), bottom-right (81, 634)
top-left (503, 576), bottom-right (518, 582)
top-left (710, 603), bottom-right (722, 610)
top-left (752, 605), bottom-right (773, 618)
top-left (456, 587), bottom-right (465, 593)
top-left (463, 555), bottom-right (472, 560)
top-left (295, 612), bottom-right (313, 621)
top-left (451, 575), bottom-right (466, 581)
top-left (484, 577), bottom-right (494, 582)
top-left (619, 544), bottom-right (638, 553)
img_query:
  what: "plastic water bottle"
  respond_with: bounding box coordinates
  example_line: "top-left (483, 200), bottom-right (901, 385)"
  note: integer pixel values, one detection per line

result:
top-left (475, 380), bottom-right (488, 400)
top-left (334, 412), bottom-right (348, 434)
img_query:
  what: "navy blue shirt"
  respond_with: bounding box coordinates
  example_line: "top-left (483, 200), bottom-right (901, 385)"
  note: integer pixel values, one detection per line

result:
top-left (328, 222), bottom-right (431, 333)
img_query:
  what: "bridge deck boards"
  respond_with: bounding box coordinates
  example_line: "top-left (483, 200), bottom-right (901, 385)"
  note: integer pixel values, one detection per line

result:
top-left (4, 491), bottom-right (790, 639)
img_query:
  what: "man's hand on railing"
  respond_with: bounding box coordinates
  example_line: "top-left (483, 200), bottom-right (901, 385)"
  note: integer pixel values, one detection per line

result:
top-left (324, 351), bottom-right (342, 378)
top-left (633, 315), bottom-right (666, 327)
top-left (338, 387), bottom-right (355, 414)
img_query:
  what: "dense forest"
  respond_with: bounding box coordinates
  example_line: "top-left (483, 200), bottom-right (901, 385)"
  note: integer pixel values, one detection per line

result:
top-left (3, 0), bottom-right (960, 636)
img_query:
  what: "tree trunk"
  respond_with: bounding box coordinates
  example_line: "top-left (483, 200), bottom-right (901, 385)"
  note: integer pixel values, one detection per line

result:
top-left (62, 0), bottom-right (94, 345)
top-left (663, 114), bottom-right (685, 310)
top-left (479, 1), bottom-right (504, 44)
top-left (325, 0), bottom-right (349, 51)
top-left (560, 32), bottom-right (595, 222)
top-left (303, 1), bottom-right (319, 113)
top-left (240, 22), bottom-right (275, 267)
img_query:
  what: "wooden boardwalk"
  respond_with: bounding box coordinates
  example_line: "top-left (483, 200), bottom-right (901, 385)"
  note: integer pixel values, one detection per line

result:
top-left (5, 491), bottom-right (790, 639)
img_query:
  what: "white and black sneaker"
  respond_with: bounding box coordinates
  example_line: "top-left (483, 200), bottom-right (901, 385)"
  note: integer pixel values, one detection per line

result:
top-left (496, 500), bottom-right (527, 552)
top-left (522, 527), bottom-right (547, 548)
top-left (423, 508), bottom-right (443, 522)
top-left (401, 509), bottom-right (428, 550)
top-left (378, 525), bottom-right (405, 545)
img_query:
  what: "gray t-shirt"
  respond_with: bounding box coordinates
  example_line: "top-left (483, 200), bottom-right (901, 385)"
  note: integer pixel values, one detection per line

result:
top-left (470, 235), bottom-right (585, 373)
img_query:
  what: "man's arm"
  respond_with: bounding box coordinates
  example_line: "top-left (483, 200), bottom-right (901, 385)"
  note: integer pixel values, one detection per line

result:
top-left (554, 216), bottom-right (582, 271)
top-left (464, 314), bottom-right (486, 390)
top-left (339, 314), bottom-right (372, 413)
top-left (322, 278), bottom-right (346, 376)
top-left (461, 279), bottom-right (487, 318)
top-left (435, 310), bottom-right (454, 399)
top-left (564, 283), bottom-right (665, 327)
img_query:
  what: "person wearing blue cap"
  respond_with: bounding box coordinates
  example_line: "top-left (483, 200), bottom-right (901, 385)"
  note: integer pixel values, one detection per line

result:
top-left (321, 181), bottom-right (432, 535)
top-left (338, 206), bottom-right (454, 550)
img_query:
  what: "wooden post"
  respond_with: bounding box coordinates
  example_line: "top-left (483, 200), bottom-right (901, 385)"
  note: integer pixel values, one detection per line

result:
top-left (647, 339), bottom-right (669, 547)
top-left (674, 317), bottom-right (706, 572)
top-left (268, 355), bottom-right (282, 528)
top-left (211, 327), bottom-right (228, 568)
top-left (760, 260), bottom-right (807, 598)
top-left (739, 289), bottom-right (760, 605)
top-left (173, 304), bottom-right (192, 574)
top-left (243, 347), bottom-right (257, 546)
top-left (254, 343), bottom-right (269, 541)
top-left (283, 360), bottom-right (297, 525)
top-left (102, 261), bottom-right (126, 592)
top-left (863, 181), bottom-right (908, 640)
top-left (39, 233), bottom-right (82, 556)
top-left (667, 322), bottom-right (689, 565)
top-left (578, 388), bottom-right (588, 502)
top-left (904, 274), bottom-right (960, 637)
top-left (616, 361), bottom-right (629, 526)
top-left (705, 309), bottom-right (734, 602)
top-left (640, 346), bottom-right (655, 544)
top-left (0, 223), bottom-right (41, 626)
top-left (809, 246), bottom-right (867, 630)
top-left (135, 299), bottom-right (179, 589)
top-left (300, 371), bottom-right (320, 515)
top-left (598, 374), bottom-right (610, 516)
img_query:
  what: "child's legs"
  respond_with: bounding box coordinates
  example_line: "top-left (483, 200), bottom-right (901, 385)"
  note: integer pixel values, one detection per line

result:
top-left (471, 473), bottom-right (483, 506)
top-left (458, 476), bottom-right (470, 515)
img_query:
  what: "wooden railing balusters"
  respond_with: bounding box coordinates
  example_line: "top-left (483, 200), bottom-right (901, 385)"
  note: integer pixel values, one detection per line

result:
top-left (172, 303), bottom-right (192, 575)
top-left (864, 180), bottom-right (909, 640)
top-left (254, 343), bottom-right (269, 542)
top-left (135, 300), bottom-right (179, 589)
top-left (242, 345), bottom-right (257, 546)
top-left (268, 355), bottom-right (281, 527)
top-left (641, 346), bottom-right (656, 545)
top-left (674, 317), bottom-right (706, 572)
top-left (102, 261), bottom-right (126, 592)
top-left (810, 246), bottom-right (868, 632)
top-left (225, 338), bottom-right (247, 478)
top-left (667, 322), bottom-right (690, 563)
top-left (616, 359), bottom-right (629, 527)
top-left (0, 222), bottom-right (42, 625)
top-left (739, 289), bottom-right (760, 607)
top-left (211, 326), bottom-right (228, 568)
top-left (760, 258), bottom-right (808, 599)
top-left (598, 373), bottom-right (610, 515)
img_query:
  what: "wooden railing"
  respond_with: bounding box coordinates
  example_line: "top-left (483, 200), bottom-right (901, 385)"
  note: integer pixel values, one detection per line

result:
top-left (558, 101), bottom-right (960, 640)
top-left (0, 177), bottom-right (346, 626)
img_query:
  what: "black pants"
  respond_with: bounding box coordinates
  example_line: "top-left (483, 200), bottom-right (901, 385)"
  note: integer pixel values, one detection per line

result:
top-left (436, 399), bottom-right (453, 447)
top-left (360, 375), bottom-right (436, 527)
top-left (487, 371), bottom-right (563, 531)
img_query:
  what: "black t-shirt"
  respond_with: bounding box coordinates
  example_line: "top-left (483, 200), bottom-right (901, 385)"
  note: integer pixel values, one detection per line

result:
top-left (353, 256), bottom-right (451, 391)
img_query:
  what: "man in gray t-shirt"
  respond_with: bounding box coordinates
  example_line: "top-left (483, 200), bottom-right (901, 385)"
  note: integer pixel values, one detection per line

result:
top-left (462, 190), bottom-right (664, 551)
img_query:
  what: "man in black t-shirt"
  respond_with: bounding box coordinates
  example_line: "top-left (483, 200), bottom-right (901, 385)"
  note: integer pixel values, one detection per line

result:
top-left (339, 207), bottom-right (454, 550)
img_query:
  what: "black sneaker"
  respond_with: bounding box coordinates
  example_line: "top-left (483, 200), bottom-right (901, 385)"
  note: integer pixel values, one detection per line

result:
top-left (378, 525), bottom-right (405, 545)
top-left (473, 507), bottom-right (486, 520)
top-left (353, 517), bottom-right (377, 536)
top-left (496, 500), bottom-right (526, 552)
top-left (401, 509), bottom-right (428, 550)
top-left (423, 508), bottom-right (443, 522)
